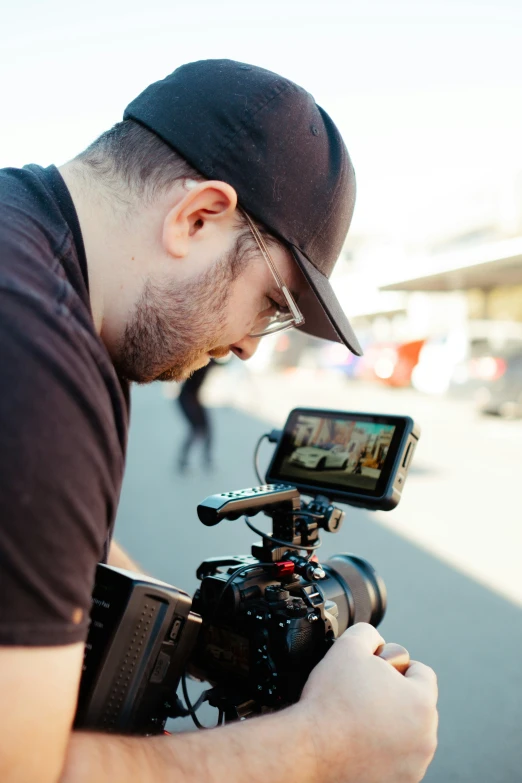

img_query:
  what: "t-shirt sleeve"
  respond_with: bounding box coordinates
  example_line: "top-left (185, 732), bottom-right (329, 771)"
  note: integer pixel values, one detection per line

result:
top-left (0, 289), bottom-right (124, 646)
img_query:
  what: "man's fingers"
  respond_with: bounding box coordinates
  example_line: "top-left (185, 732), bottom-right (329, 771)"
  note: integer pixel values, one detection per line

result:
top-left (338, 627), bottom-right (437, 705)
top-left (404, 660), bottom-right (439, 701)
top-left (376, 642), bottom-right (410, 674)
top-left (339, 623), bottom-right (385, 654)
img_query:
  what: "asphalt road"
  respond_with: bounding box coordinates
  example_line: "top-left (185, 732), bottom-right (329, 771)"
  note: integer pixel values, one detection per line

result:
top-left (115, 368), bottom-right (522, 782)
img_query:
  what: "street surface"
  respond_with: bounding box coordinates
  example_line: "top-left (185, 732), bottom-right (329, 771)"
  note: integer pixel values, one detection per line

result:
top-left (115, 365), bottom-right (522, 782)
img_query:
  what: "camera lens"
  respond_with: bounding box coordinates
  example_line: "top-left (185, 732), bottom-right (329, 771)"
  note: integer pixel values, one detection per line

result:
top-left (321, 555), bottom-right (387, 635)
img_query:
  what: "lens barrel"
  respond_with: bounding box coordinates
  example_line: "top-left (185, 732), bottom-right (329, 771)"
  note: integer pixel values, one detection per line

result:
top-left (321, 554), bottom-right (387, 635)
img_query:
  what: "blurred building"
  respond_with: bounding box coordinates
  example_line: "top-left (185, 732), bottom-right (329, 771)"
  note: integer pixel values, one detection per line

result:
top-left (379, 235), bottom-right (522, 327)
top-left (307, 172), bottom-right (522, 395)
top-left (328, 169), bottom-right (522, 344)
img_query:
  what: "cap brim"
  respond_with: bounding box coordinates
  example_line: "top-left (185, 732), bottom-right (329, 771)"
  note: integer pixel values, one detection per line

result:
top-left (290, 246), bottom-right (363, 356)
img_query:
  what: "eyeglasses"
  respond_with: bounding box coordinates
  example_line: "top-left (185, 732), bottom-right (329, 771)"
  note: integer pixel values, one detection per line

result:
top-left (241, 211), bottom-right (305, 338)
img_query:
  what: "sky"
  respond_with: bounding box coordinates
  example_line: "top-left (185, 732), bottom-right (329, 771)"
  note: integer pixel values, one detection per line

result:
top-left (2, 0), bottom-right (521, 242)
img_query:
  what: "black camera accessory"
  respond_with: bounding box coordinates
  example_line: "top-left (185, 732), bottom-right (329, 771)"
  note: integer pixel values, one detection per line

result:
top-left (198, 487), bottom-right (342, 560)
top-left (265, 408), bottom-right (420, 510)
top-left (188, 484), bottom-right (386, 719)
top-left (75, 406), bottom-right (418, 733)
top-left (75, 565), bottom-right (201, 735)
top-left (197, 484), bottom-right (300, 526)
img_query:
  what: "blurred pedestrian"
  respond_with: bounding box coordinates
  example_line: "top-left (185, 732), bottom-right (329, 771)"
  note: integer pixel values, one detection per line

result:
top-left (353, 450), bottom-right (365, 474)
top-left (176, 361), bottom-right (216, 471)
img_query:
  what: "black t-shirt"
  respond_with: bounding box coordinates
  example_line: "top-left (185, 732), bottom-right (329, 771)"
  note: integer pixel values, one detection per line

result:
top-left (0, 164), bottom-right (129, 646)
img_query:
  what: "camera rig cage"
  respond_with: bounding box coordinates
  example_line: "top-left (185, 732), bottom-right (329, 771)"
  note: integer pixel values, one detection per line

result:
top-left (75, 409), bottom-right (418, 734)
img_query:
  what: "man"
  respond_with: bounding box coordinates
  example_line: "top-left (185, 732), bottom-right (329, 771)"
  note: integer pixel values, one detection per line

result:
top-left (176, 360), bottom-right (217, 472)
top-left (0, 60), bottom-right (438, 782)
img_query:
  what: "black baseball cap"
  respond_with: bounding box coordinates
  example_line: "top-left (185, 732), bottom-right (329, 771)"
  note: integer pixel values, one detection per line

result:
top-left (124, 59), bottom-right (362, 355)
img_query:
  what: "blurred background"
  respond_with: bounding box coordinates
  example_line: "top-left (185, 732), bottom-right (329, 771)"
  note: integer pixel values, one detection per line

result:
top-left (3, 1), bottom-right (522, 780)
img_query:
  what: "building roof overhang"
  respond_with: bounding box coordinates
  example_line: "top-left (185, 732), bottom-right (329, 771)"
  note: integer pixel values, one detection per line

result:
top-left (379, 236), bottom-right (522, 292)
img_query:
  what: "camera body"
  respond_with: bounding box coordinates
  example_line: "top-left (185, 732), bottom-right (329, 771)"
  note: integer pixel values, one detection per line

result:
top-left (75, 409), bottom-right (418, 734)
top-left (188, 484), bottom-right (387, 721)
top-left (189, 549), bottom-right (386, 721)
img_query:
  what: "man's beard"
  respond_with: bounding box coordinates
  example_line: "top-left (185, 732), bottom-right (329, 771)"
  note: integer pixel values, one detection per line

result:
top-left (113, 253), bottom-right (238, 384)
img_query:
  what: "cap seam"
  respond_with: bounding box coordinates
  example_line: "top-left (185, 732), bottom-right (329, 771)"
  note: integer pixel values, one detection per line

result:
top-left (210, 80), bottom-right (298, 162)
top-left (306, 129), bottom-right (349, 255)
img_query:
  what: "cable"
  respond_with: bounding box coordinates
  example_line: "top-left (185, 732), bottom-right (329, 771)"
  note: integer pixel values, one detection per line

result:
top-left (181, 671), bottom-right (207, 730)
top-left (180, 673), bottom-right (223, 730)
top-left (212, 562), bottom-right (273, 618)
top-left (253, 429), bottom-right (282, 483)
top-left (182, 562), bottom-right (274, 729)
top-left (253, 433), bottom-right (269, 484)
top-left (244, 516), bottom-right (322, 552)
top-left (191, 689), bottom-right (212, 713)
top-left (204, 562), bottom-right (275, 636)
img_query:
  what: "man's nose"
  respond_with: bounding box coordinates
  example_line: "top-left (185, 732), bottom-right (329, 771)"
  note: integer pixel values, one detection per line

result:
top-left (230, 335), bottom-right (261, 361)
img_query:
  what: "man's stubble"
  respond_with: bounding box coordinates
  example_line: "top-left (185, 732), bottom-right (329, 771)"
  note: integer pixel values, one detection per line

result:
top-left (114, 242), bottom-right (250, 384)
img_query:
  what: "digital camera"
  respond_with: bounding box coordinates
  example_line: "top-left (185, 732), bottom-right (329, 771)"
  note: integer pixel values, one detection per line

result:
top-left (75, 408), bottom-right (419, 734)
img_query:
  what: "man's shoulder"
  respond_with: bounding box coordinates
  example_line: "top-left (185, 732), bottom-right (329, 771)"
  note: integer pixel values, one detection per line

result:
top-left (0, 284), bottom-right (129, 440)
top-left (0, 164), bottom-right (67, 239)
top-left (0, 164), bottom-right (130, 448)
top-left (0, 165), bottom-right (94, 345)
top-left (0, 165), bottom-right (74, 295)
top-left (0, 163), bottom-right (60, 207)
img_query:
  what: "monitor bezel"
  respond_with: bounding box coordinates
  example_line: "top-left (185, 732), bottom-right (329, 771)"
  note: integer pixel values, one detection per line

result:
top-left (265, 408), bottom-right (411, 505)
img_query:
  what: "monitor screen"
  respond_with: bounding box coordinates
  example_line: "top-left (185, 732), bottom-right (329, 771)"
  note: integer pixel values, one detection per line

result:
top-left (268, 412), bottom-right (397, 495)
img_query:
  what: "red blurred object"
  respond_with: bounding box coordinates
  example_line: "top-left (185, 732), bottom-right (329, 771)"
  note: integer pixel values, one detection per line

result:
top-left (356, 339), bottom-right (425, 387)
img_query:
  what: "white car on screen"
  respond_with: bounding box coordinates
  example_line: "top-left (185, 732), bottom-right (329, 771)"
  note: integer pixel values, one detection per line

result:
top-left (289, 444), bottom-right (350, 470)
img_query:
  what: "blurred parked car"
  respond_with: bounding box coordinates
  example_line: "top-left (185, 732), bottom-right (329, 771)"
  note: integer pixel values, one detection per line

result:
top-left (355, 339), bottom-right (425, 387)
top-left (289, 444), bottom-right (351, 470)
top-left (412, 321), bottom-right (522, 395)
top-left (460, 352), bottom-right (522, 418)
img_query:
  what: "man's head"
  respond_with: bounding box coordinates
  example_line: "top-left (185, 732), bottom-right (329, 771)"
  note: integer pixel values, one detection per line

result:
top-left (64, 59), bottom-right (361, 382)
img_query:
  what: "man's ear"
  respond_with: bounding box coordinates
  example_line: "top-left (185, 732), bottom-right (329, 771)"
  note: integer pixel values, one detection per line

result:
top-left (162, 180), bottom-right (238, 258)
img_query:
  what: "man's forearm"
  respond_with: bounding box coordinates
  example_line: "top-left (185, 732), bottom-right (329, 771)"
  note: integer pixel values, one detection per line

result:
top-left (61, 709), bottom-right (316, 783)
top-left (107, 540), bottom-right (142, 573)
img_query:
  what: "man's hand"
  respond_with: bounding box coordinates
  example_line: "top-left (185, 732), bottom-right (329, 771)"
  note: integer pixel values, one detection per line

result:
top-left (297, 622), bottom-right (438, 783)
top-left (1, 623), bottom-right (437, 783)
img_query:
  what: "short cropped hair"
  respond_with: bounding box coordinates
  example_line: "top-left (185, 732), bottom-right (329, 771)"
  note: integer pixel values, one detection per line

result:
top-left (76, 119), bottom-right (206, 199)
top-left (77, 119), bottom-right (278, 254)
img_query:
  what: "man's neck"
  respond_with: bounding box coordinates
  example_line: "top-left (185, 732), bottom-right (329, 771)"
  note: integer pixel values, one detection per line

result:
top-left (58, 162), bottom-right (114, 335)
